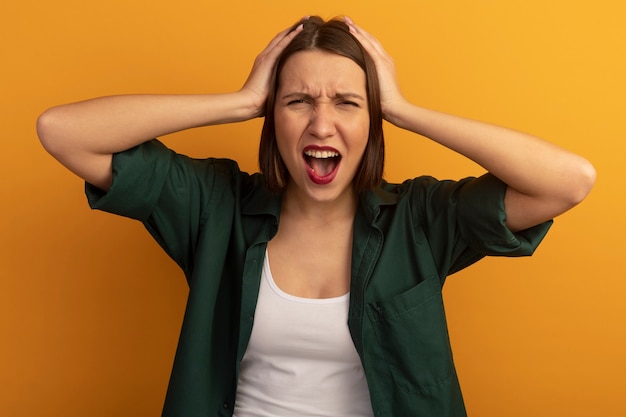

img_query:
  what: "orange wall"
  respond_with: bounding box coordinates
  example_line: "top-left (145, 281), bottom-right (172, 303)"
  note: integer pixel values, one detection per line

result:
top-left (2, 1), bottom-right (625, 416)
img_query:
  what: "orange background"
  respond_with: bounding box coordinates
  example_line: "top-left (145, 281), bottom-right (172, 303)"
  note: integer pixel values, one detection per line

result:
top-left (2, 0), bottom-right (625, 416)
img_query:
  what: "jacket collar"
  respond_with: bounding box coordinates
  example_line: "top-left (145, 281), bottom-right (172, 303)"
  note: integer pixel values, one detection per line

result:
top-left (240, 174), bottom-right (283, 221)
top-left (359, 181), bottom-right (399, 223)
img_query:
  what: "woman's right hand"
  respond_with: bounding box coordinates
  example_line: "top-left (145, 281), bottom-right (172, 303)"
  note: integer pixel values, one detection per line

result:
top-left (37, 19), bottom-right (305, 191)
top-left (240, 19), bottom-right (305, 118)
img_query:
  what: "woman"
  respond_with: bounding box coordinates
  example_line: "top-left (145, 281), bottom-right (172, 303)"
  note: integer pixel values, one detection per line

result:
top-left (37, 16), bottom-right (595, 417)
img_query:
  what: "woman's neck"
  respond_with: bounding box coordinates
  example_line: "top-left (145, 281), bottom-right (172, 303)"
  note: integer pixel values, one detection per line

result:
top-left (280, 183), bottom-right (358, 225)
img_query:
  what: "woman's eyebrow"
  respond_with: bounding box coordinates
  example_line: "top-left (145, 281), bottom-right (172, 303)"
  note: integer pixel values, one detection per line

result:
top-left (281, 92), bottom-right (310, 100)
top-left (280, 92), bottom-right (365, 101)
top-left (335, 92), bottom-right (366, 101)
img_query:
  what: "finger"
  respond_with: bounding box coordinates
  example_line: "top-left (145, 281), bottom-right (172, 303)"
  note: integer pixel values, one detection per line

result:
top-left (262, 17), bottom-right (308, 55)
top-left (343, 16), bottom-right (387, 58)
top-left (273, 22), bottom-right (304, 52)
top-left (243, 18), bottom-right (305, 94)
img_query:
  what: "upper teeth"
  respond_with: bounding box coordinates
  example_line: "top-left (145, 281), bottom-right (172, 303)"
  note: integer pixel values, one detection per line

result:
top-left (304, 150), bottom-right (339, 159)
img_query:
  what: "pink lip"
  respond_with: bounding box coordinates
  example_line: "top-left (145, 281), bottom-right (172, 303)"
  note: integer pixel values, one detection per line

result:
top-left (303, 145), bottom-right (341, 185)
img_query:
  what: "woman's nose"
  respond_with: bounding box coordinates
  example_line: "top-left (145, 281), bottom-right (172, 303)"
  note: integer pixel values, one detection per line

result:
top-left (307, 104), bottom-right (337, 139)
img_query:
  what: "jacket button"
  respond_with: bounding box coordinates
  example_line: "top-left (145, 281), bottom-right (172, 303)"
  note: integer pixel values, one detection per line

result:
top-left (223, 402), bottom-right (229, 409)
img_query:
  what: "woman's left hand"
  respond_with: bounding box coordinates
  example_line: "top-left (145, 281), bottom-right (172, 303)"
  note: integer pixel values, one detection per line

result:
top-left (344, 16), bottom-right (407, 124)
top-left (345, 17), bottom-right (595, 232)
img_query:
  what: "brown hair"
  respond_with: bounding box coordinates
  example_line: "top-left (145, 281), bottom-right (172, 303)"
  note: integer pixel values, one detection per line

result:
top-left (259, 16), bottom-right (385, 194)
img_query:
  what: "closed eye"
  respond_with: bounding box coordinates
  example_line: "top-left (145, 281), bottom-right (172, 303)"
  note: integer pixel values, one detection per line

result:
top-left (287, 98), bottom-right (311, 106)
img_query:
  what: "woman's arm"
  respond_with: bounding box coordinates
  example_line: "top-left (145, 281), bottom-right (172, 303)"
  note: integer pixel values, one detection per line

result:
top-left (345, 17), bottom-right (595, 231)
top-left (37, 23), bottom-right (304, 191)
top-left (37, 94), bottom-right (257, 190)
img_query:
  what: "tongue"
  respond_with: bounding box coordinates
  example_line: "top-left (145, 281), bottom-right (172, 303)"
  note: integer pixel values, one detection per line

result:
top-left (310, 157), bottom-right (337, 177)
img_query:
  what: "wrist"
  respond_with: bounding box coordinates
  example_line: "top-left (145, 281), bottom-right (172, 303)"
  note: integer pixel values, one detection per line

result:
top-left (382, 98), bottom-right (414, 130)
top-left (237, 88), bottom-right (267, 120)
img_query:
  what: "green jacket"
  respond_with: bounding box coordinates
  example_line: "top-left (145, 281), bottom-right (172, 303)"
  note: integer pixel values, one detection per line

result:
top-left (87, 139), bottom-right (551, 417)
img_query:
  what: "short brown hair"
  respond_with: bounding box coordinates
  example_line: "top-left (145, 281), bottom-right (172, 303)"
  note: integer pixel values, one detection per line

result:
top-left (259, 16), bottom-right (385, 194)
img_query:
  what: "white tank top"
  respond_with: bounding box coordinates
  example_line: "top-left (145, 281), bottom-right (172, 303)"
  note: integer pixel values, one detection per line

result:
top-left (233, 251), bottom-right (374, 417)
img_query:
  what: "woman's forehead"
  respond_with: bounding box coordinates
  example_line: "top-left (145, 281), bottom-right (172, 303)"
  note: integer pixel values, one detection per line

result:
top-left (278, 50), bottom-right (366, 95)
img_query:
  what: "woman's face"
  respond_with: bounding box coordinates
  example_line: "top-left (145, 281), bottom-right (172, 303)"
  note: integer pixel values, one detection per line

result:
top-left (274, 50), bottom-right (370, 206)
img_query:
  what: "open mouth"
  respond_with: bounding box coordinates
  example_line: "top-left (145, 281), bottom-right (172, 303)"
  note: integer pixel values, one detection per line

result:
top-left (303, 147), bottom-right (342, 184)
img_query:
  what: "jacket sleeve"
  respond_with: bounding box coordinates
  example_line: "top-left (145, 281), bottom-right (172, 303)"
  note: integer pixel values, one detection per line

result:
top-left (85, 139), bottom-right (237, 277)
top-left (412, 173), bottom-right (552, 277)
